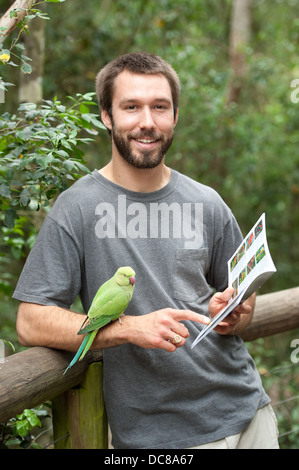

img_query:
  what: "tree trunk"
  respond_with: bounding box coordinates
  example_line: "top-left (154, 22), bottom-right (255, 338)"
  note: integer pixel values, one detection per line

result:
top-left (226, 0), bottom-right (252, 105)
top-left (0, 0), bottom-right (36, 43)
top-left (18, 4), bottom-right (46, 103)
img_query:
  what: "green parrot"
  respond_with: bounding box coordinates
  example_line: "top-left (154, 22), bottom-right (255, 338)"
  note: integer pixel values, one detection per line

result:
top-left (64, 266), bottom-right (136, 374)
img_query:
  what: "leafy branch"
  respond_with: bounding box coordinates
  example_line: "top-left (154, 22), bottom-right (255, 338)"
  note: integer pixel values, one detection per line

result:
top-left (0, 92), bottom-right (105, 228)
top-left (0, 406), bottom-right (50, 449)
top-left (0, 1), bottom-right (66, 86)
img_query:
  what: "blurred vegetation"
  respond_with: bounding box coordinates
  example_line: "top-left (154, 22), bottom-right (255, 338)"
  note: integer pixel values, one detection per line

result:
top-left (0, 0), bottom-right (298, 448)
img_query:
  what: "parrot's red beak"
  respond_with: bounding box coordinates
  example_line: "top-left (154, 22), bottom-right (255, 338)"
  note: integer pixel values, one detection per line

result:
top-left (129, 276), bottom-right (135, 286)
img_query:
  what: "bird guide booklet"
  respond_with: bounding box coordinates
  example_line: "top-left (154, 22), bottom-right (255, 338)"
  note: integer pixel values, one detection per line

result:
top-left (191, 213), bottom-right (276, 349)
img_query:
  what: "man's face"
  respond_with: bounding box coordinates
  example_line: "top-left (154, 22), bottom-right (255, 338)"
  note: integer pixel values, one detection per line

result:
top-left (102, 71), bottom-right (178, 169)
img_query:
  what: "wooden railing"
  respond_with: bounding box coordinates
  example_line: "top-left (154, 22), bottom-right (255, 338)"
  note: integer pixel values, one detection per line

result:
top-left (0, 347), bottom-right (107, 448)
top-left (1, 286), bottom-right (299, 448)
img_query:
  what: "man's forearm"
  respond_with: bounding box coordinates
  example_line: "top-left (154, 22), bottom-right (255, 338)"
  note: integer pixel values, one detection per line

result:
top-left (17, 302), bottom-right (86, 351)
top-left (16, 302), bottom-right (129, 351)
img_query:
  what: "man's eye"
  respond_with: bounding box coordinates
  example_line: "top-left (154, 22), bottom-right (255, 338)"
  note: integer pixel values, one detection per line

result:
top-left (154, 105), bottom-right (168, 111)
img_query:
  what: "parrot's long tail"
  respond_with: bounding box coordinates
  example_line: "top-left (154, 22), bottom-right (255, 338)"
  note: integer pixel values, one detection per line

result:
top-left (63, 330), bottom-right (98, 375)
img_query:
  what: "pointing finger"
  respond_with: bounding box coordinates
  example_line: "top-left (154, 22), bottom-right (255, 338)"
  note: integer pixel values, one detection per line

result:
top-left (170, 309), bottom-right (210, 325)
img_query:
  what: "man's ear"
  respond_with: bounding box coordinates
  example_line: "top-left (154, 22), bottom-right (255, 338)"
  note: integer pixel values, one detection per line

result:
top-left (101, 109), bottom-right (112, 131)
top-left (174, 108), bottom-right (179, 127)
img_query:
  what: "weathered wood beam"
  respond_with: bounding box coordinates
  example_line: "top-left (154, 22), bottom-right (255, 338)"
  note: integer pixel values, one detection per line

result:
top-left (0, 346), bottom-right (102, 422)
top-left (241, 287), bottom-right (299, 342)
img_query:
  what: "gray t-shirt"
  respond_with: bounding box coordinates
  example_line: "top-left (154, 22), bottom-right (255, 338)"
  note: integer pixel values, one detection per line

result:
top-left (13, 169), bottom-right (269, 448)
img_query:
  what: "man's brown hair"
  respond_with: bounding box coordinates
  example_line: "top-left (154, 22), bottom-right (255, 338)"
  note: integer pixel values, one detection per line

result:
top-left (95, 51), bottom-right (180, 121)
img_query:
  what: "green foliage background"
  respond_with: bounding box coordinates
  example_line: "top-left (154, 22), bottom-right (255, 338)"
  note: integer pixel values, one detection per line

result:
top-left (0, 0), bottom-right (298, 448)
top-left (42, 0), bottom-right (299, 294)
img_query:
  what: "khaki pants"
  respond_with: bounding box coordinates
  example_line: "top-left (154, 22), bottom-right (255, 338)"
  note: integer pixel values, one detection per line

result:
top-left (187, 404), bottom-right (279, 449)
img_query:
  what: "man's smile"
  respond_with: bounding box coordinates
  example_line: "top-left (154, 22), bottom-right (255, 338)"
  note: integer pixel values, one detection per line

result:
top-left (132, 137), bottom-right (160, 150)
top-left (135, 138), bottom-right (157, 143)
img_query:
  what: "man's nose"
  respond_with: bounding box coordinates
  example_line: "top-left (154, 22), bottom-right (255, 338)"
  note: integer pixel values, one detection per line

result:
top-left (139, 107), bottom-right (156, 129)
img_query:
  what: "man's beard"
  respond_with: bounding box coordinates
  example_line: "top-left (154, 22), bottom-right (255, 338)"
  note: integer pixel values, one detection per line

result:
top-left (111, 126), bottom-right (174, 169)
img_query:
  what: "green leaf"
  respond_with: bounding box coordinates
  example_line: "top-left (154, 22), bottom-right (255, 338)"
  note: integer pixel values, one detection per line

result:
top-left (23, 409), bottom-right (42, 428)
top-left (63, 160), bottom-right (75, 171)
top-left (16, 419), bottom-right (29, 438)
top-left (81, 113), bottom-right (106, 129)
top-left (9, 10), bottom-right (18, 18)
top-left (4, 209), bottom-right (19, 229)
top-left (79, 92), bottom-right (96, 101)
top-left (61, 140), bottom-right (73, 150)
top-left (74, 162), bottom-right (91, 174)
top-left (15, 43), bottom-right (25, 51)
top-left (21, 63), bottom-right (32, 74)
top-left (46, 188), bottom-right (57, 200)
top-left (39, 153), bottom-right (54, 169)
top-left (31, 442), bottom-right (42, 449)
top-left (0, 183), bottom-right (11, 198)
top-left (20, 188), bottom-right (31, 207)
top-left (18, 102), bottom-right (37, 111)
top-left (15, 127), bottom-right (32, 141)
top-left (20, 54), bottom-right (32, 62)
top-left (79, 104), bottom-right (90, 114)
top-left (27, 414), bottom-right (41, 428)
top-left (54, 149), bottom-right (69, 158)
top-left (56, 105), bottom-right (66, 112)
top-left (69, 129), bottom-right (77, 138)
top-left (5, 438), bottom-right (21, 446)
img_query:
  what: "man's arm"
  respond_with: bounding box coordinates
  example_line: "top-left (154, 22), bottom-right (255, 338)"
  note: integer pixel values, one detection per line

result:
top-left (16, 302), bottom-right (87, 352)
top-left (16, 302), bottom-right (211, 353)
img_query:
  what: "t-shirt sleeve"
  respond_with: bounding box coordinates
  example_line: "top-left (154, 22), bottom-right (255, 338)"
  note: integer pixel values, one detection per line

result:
top-left (12, 215), bottom-right (82, 309)
top-left (207, 212), bottom-right (243, 292)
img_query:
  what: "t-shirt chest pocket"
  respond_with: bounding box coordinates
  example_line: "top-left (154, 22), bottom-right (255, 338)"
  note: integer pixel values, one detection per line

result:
top-left (172, 248), bottom-right (209, 302)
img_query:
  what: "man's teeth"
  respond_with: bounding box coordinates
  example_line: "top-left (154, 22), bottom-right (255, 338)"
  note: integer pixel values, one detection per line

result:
top-left (136, 139), bottom-right (156, 143)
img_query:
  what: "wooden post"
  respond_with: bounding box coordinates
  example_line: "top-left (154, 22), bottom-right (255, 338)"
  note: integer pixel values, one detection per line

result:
top-left (52, 362), bottom-right (108, 449)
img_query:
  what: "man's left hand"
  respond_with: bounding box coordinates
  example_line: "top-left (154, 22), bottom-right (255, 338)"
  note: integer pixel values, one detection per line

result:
top-left (209, 287), bottom-right (255, 335)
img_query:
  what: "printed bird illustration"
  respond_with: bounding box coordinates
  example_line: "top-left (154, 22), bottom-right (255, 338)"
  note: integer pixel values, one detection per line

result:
top-left (64, 266), bottom-right (136, 374)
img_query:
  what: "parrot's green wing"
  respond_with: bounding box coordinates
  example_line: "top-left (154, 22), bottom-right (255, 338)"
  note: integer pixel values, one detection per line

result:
top-left (88, 283), bottom-right (122, 318)
top-left (64, 266), bottom-right (135, 374)
top-left (78, 287), bottom-right (133, 335)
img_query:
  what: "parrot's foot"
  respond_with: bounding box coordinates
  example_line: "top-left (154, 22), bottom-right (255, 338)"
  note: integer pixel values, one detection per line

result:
top-left (118, 314), bottom-right (125, 325)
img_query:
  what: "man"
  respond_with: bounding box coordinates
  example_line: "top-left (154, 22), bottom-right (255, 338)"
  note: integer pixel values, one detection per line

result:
top-left (13, 52), bottom-right (279, 449)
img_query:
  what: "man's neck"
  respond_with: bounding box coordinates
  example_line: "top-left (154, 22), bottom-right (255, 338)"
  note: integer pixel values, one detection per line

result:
top-left (99, 158), bottom-right (171, 193)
